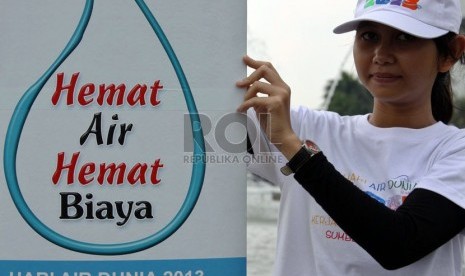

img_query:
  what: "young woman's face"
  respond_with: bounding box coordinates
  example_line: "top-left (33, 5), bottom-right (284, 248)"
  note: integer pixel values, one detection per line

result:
top-left (353, 22), bottom-right (444, 108)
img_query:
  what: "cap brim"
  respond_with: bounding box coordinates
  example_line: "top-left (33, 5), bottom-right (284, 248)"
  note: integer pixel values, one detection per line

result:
top-left (333, 10), bottom-right (449, 39)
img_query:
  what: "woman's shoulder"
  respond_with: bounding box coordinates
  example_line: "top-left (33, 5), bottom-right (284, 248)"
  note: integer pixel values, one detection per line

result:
top-left (434, 123), bottom-right (465, 150)
top-left (290, 105), bottom-right (365, 128)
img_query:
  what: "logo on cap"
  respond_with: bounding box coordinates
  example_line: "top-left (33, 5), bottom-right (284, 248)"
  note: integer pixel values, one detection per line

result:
top-left (364, 0), bottom-right (421, 10)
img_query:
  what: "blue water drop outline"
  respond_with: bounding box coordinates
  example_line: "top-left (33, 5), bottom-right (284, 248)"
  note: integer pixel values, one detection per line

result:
top-left (3, 0), bottom-right (206, 255)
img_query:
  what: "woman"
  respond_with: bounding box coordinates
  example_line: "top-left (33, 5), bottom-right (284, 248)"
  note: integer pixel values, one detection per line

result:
top-left (237, 0), bottom-right (465, 275)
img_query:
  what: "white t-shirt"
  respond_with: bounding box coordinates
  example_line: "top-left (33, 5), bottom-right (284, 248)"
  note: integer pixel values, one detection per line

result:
top-left (247, 106), bottom-right (465, 276)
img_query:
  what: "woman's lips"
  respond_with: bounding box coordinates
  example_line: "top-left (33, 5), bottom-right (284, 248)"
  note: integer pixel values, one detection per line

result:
top-left (370, 73), bottom-right (402, 84)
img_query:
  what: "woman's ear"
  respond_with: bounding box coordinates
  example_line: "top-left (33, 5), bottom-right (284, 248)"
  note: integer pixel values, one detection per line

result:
top-left (438, 34), bottom-right (465, 73)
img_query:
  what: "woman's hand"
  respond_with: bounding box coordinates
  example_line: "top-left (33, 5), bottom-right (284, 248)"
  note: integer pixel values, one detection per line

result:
top-left (236, 55), bottom-right (302, 160)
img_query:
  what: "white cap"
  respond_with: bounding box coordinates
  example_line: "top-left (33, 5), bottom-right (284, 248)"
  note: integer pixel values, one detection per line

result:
top-left (333, 0), bottom-right (463, 38)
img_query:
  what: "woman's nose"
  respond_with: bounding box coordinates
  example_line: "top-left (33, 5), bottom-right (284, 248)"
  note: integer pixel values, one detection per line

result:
top-left (372, 41), bottom-right (395, 65)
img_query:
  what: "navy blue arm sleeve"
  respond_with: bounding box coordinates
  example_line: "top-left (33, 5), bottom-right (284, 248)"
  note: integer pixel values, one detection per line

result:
top-left (294, 152), bottom-right (465, 270)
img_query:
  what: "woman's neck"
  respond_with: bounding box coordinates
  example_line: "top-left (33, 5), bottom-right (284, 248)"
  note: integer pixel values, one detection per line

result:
top-left (369, 101), bottom-right (437, 129)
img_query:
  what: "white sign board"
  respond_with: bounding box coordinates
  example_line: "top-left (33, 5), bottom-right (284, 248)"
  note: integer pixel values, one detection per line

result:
top-left (0, 0), bottom-right (246, 275)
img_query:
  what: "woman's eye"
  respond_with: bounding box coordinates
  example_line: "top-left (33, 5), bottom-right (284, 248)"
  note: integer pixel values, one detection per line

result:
top-left (397, 33), bottom-right (415, 41)
top-left (360, 31), bottom-right (378, 41)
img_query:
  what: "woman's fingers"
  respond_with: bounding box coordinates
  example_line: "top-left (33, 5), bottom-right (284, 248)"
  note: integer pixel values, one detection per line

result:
top-left (243, 81), bottom-right (273, 99)
top-left (235, 56), bottom-right (299, 155)
top-left (236, 56), bottom-right (290, 112)
top-left (236, 56), bottom-right (284, 87)
top-left (237, 96), bottom-right (269, 113)
top-left (238, 89), bottom-right (289, 112)
top-left (242, 55), bottom-right (276, 71)
top-left (242, 80), bottom-right (289, 102)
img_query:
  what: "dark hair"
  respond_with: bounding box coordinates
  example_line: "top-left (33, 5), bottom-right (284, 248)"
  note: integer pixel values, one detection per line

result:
top-left (432, 32), bottom-right (465, 124)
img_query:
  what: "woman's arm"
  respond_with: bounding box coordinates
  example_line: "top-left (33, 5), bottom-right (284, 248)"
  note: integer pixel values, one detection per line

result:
top-left (295, 152), bottom-right (465, 270)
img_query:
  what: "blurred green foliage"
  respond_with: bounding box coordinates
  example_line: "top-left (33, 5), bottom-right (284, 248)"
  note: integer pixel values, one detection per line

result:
top-left (323, 71), bottom-right (373, 116)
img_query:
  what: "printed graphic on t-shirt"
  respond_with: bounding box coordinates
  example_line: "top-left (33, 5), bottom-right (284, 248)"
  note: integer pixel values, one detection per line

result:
top-left (311, 173), bottom-right (417, 242)
top-left (364, 174), bottom-right (417, 210)
top-left (311, 214), bottom-right (354, 242)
